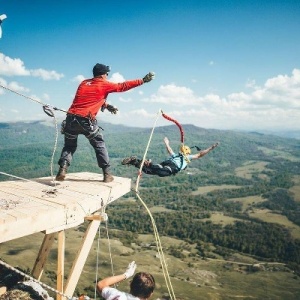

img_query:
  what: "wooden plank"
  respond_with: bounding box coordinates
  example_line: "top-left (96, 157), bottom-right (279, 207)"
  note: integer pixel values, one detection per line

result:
top-left (32, 233), bottom-right (56, 280)
top-left (0, 173), bottom-right (131, 243)
top-left (63, 219), bottom-right (101, 298)
top-left (57, 231), bottom-right (65, 300)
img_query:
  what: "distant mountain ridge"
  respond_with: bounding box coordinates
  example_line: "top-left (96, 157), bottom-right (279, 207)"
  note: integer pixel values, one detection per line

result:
top-left (0, 120), bottom-right (299, 139)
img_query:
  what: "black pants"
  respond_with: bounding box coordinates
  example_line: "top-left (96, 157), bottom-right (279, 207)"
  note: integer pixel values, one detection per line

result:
top-left (58, 114), bottom-right (111, 173)
top-left (141, 160), bottom-right (179, 177)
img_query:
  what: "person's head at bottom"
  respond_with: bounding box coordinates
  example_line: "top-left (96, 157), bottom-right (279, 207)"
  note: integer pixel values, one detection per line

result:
top-left (130, 272), bottom-right (155, 299)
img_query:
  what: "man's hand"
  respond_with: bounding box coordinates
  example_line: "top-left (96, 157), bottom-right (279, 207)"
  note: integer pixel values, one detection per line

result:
top-left (124, 261), bottom-right (137, 279)
top-left (106, 104), bottom-right (118, 114)
top-left (143, 72), bottom-right (155, 83)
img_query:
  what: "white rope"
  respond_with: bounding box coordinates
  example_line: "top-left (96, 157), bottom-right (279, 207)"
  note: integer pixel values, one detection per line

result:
top-left (0, 84), bottom-right (63, 186)
top-left (49, 110), bottom-right (59, 185)
top-left (0, 259), bottom-right (76, 299)
top-left (105, 220), bottom-right (115, 280)
top-left (0, 84), bottom-right (67, 113)
top-left (0, 171), bottom-right (57, 195)
top-left (135, 109), bottom-right (162, 189)
top-left (134, 109), bottom-right (176, 300)
top-left (94, 223), bottom-right (102, 300)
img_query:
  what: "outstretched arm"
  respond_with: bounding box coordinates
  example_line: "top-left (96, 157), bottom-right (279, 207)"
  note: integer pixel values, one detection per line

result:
top-left (164, 137), bottom-right (174, 155)
top-left (97, 261), bottom-right (136, 293)
top-left (192, 142), bottom-right (219, 159)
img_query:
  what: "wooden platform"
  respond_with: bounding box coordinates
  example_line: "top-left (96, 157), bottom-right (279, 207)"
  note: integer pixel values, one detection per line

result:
top-left (0, 172), bottom-right (131, 243)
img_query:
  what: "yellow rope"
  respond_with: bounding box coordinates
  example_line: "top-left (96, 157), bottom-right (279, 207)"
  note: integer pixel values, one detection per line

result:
top-left (134, 109), bottom-right (176, 300)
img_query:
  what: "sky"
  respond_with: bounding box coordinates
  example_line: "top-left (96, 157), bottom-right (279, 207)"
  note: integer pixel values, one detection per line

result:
top-left (0, 0), bottom-right (300, 132)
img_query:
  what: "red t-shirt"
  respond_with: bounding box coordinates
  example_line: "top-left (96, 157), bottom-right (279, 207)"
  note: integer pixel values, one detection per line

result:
top-left (68, 77), bottom-right (143, 119)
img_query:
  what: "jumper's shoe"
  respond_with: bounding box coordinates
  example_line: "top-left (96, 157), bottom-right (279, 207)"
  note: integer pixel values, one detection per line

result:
top-left (103, 173), bottom-right (114, 183)
top-left (56, 165), bottom-right (67, 181)
top-left (121, 156), bottom-right (138, 166)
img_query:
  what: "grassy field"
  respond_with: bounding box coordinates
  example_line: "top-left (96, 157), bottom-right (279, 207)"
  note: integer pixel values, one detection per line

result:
top-left (234, 161), bottom-right (271, 180)
top-left (258, 146), bottom-right (300, 162)
top-left (291, 175), bottom-right (300, 202)
top-left (201, 213), bottom-right (240, 226)
top-left (190, 185), bottom-right (243, 196)
top-left (1, 228), bottom-right (300, 300)
top-left (248, 209), bottom-right (300, 239)
top-left (225, 195), bottom-right (266, 212)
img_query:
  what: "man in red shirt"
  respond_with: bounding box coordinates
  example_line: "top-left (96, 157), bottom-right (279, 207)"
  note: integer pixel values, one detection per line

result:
top-left (56, 63), bottom-right (154, 183)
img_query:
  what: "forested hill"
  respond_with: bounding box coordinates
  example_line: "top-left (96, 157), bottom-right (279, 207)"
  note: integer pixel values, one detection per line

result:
top-left (0, 120), bottom-right (299, 179)
top-left (1, 120), bottom-right (300, 276)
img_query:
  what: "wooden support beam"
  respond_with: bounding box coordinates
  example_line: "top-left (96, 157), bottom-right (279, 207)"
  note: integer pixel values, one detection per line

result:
top-left (63, 219), bottom-right (100, 298)
top-left (57, 231), bottom-right (65, 300)
top-left (32, 233), bottom-right (56, 280)
top-left (85, 212), bottom-right (107, 222)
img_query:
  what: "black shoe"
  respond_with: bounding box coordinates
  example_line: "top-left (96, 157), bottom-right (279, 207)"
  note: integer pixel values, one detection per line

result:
top-left (103, 173), bottom-right (114, 183)
top-left (56, 165), bottom-right (67, 181)
top-left (121, 156), bottom-right (138, 165)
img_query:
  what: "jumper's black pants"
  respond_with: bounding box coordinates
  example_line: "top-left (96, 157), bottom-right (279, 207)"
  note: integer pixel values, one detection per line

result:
top-left (58, 114), bottom-right (110, 173)
top-left (140, 160), bottom-right (179, 177)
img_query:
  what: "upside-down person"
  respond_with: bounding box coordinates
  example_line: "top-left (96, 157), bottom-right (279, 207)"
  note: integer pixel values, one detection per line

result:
top-left (122, 137), bottom-right (219, 177)
top-left (56, 63), bottom-right (155, 183)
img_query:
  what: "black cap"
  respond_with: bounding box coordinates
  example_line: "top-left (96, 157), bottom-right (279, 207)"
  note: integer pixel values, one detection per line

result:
top-left (93, 63), bottom-right (111, 77)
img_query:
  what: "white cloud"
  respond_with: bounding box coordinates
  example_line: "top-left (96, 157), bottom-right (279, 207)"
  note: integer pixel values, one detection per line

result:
top-left (72, 75), bottom-right (85, 83)
top-left (101, 108), bottom-right (159, 127)
top-left (0, 77), bottom-right (30, 95)
top-left (119, 96), bottom-right (132, 103)
top-left (245, 79), bottom-right (258, 89)
top-left (145, 83), bottom-right (198, 105)
top-left (0, 53), bottom-right (64, 80)
top-left (139, 68), bottom-right (300, 130)
top-left (109, 72), bottom-right (125, 83)
top-left (30, 68), bottom-right (64, 80)
top-left (0, 53), bottom-right (30, 76)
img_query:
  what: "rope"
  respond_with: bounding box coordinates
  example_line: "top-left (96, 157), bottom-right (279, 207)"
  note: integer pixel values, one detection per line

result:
top-left (0, 170), bottom-right (88, 216)
top-left (93, 218), bottom-right (115, 300)
top-left (134, 192), bottom-right (176, 300)
top-left (0, 84), bottom-right (67, 113)
top-left (0, 171), bottom-right (57, 195)
top-left (0, 84), bottom-right (64, 185)
top-left (105, 220), bottom-right (115, 280)
top-left (161, 111), bottom-right (184, 144)
top-left (136, 109), bottom-right (161, 189)
top-left (134, 109), bottom-right (176, 300)
top-left (94, 220), bottom-right (103, 300)
top-left (0, 259), bottom-right (76, 299)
